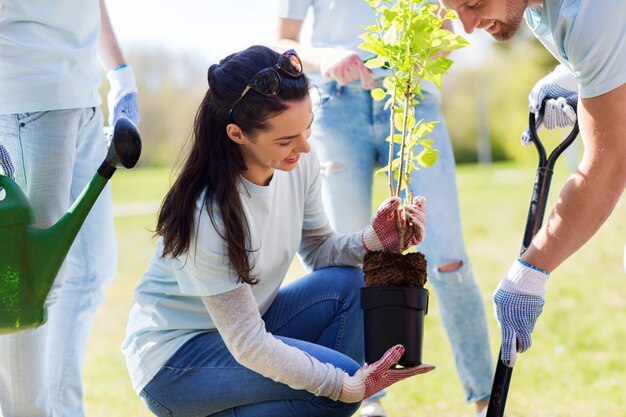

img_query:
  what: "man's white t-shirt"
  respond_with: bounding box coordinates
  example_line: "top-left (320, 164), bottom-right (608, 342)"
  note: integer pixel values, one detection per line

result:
top-left (525, 0), bottom-right (626, 98)
top-left (0, 0), bottom-right (102, 113)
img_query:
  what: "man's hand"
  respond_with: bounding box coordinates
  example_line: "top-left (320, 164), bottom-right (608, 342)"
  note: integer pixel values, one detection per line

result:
top-left (106, 64), bottom-right (140, 127)
top-left (320, 50), bottom-right (374, 90)
top-left (521, 64), bottom-right (578, 146)
top-left (338, 345), bottom-right (435, 403)
top-left (493, 258), bottom-right (549, 366)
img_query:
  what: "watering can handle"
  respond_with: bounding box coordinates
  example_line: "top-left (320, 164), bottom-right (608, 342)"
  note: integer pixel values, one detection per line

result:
top-left (98, 117), bottom-right (142, 179)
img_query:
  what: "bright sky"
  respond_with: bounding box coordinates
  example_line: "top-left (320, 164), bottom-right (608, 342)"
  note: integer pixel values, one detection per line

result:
top-left (107, 0), bottom-right (283, 64)
top-left (106, 0), bottom-right (492, 67)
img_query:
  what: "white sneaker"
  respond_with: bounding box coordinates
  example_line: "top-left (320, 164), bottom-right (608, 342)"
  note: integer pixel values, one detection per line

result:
top-left (359, 400), bottom-right (387, 417)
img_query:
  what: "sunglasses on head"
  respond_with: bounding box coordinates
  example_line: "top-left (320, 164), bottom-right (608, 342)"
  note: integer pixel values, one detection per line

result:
top-left (229, 49), bottom-right (304, 116)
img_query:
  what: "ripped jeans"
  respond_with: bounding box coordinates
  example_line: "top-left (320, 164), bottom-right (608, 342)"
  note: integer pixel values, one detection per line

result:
top-left (310, 79), bottom-right (493, 403)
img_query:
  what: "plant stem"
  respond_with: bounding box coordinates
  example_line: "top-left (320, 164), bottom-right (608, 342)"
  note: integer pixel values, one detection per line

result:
top-left (396, 83), bottom-right (411, 199)
top-left (388, 88), bottom-right (398, 197)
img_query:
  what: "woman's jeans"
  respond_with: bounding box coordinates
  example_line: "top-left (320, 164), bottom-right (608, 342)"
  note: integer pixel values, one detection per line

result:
top-left (0, 109), bottom-right (116, 417)
top-left (311, 80), bottom-right (493, 403)
top-left (140, 267), bottom-right (364, 417)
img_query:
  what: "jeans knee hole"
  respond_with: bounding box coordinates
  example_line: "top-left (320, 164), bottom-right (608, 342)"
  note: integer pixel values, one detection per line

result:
top-left (437, 260), bottom-right (464, 273)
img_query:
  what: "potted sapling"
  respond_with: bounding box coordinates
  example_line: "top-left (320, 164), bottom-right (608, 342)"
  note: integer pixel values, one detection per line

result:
top-left (358, 0), bottom-right (469, 366)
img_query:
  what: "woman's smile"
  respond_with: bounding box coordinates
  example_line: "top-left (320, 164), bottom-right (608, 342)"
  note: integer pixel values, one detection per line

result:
top-left (283, 154), bottom-right (300, 164)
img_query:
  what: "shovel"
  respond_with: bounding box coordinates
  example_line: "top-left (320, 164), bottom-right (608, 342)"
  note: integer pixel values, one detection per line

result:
top-left (486, 109), bottom-right (580, 417)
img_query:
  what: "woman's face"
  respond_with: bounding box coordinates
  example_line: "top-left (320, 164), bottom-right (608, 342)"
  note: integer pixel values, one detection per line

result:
top-left (228, 97), bottom-right (314, 186)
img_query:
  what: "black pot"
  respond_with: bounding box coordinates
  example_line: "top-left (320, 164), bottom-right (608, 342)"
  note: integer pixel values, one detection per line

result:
top-left (361, 286), bottom-right (429, 366)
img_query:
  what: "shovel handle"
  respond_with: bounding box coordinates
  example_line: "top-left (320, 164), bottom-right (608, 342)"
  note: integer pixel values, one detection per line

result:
top-left (486, 112), bottom-right (579, 417)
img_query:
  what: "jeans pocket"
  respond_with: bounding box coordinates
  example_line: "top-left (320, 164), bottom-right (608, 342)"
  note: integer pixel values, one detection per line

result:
top-left (140, 389), bottom-right (174, 417)
top-left (16, 111), bottom-right (49, 127)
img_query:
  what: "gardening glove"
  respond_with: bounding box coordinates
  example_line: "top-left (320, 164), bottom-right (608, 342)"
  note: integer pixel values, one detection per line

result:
top-left (106, 64), bottom-right (140, 128)
top-left (362, 196), bottom-right (427, 253)
top-left (493, 258), bottom-right (549, 367)
top-left (338, 345), bottom-right (435, 403)
top-left (521, 64), bottom-right (578, 146)
top-left (0, 144), bottom-right (15, 180)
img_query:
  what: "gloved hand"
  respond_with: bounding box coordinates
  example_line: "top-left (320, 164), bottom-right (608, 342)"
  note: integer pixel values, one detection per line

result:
top-left (493, 258), bottom-right (549, 367)
top-left (0, 144), bottom-right (15, 180)
top-left (521, 64), bottom-right (578, 146)
top-left (106, 64), bottom-right (140, 128)
top-left (338, 345), bottom-right (435, 403)
top-left (362, 196), bottom-right (427, 253)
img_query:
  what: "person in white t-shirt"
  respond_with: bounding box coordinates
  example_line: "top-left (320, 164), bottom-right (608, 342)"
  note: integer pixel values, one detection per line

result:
top-left (123, 45), bottom-right (434, 417)
top-left (0, 1), bottom-right (139, 417)
top-left (441, 0), bottom-right (626, 369)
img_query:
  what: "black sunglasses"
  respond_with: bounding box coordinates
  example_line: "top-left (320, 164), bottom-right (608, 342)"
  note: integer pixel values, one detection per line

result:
top-left (229, 49), bottom-right (304, 116)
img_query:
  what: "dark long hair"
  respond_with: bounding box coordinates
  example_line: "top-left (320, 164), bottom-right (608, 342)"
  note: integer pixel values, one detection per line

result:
top-left (156, 45), bottom-right (310, 285)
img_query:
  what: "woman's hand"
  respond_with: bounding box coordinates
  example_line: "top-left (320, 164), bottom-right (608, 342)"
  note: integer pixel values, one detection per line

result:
top-left (338, 345), bottom-right (435, 403)
top-left (362, 196), bottom-right (427, 252)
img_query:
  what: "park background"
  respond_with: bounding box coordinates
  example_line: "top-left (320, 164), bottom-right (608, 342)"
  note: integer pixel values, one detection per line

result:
top-left (85, 1), bottom-right (626, 416)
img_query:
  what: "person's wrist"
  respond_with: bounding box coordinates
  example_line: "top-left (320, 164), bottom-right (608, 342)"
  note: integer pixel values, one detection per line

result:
top-left (499, 258), bottom-right (549, 297)
top-left (106, 64), bottom-right (137, 92)
top-left (362, 226), bottom-right (383, 252)
top-left (338, 370), bottom-right (365, 403)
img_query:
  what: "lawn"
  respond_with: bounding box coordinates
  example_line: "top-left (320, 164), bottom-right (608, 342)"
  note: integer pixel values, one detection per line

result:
top-left (84, 159), bottom-right (626, 417)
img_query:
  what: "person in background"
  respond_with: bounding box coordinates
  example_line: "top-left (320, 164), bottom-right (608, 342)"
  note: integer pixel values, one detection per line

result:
top-left (276, 1), bottom-right (494, 416)
top-left (439, 0), bottom-right (626, 368)
top-left (122, 45), bottom-right (434, 417)
top-left (0, 1), bottom-right (140, 416)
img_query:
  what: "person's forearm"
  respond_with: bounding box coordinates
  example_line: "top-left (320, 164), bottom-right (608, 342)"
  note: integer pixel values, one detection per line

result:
top-left (522, 86), bottom-right (626, 272)
top-left (97, 0), bottom-right (125, 71)
top-left (298, 225), bottom-right (365, 270)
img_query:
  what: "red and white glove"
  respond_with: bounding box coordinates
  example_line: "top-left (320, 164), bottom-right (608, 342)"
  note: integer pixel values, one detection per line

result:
top-left (338, 345), bottom-right (435, 403)
top-left (362, 196), bottom-right (427, 253)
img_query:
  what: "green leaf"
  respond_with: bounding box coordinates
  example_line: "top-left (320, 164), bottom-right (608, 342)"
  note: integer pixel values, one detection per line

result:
top-left (417, 149), bottom-right (439, 167)
top-left (364, 55), bottom-right (387, 69)
top-left (413, 120), bottom-right (438, 138)
top-left (417, 138), bottom-right (434, 149)
top-left (383, 25), bottom-right (398, 45)
top-left (370, 88), bottom-right (387, 101)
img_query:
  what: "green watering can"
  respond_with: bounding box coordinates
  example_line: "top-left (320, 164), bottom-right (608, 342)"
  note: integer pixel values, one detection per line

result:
top-left (0, 118), bottom-right (141, 335)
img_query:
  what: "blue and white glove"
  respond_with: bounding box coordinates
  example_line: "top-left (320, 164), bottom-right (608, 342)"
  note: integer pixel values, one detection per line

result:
top-left (106, 64), bottom-right (140, 128)
top-left (493, 258), bottom-right (549, 367)
top-left (521, 64), bottom-right (578, 146)
top-left (0, 144), bottom-right (15, 180)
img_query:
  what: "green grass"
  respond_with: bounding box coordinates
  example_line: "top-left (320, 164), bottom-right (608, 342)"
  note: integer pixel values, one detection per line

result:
top-left (84, 161), bottom-right (626, 417)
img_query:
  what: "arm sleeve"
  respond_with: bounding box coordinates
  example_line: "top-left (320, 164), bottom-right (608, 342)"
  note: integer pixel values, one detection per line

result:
top-left (278, 0), bottom-right (311, 20)
top-left (298, 225), bottom-right (366, 271)
top-left (201, 286), bottom-right (348, 400)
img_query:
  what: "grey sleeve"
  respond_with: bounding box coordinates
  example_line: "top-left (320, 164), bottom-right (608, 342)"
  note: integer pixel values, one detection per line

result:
top-left (297, 225), bottom-right (366, 271)
top-left (201, 286), bottom-right (346, 400)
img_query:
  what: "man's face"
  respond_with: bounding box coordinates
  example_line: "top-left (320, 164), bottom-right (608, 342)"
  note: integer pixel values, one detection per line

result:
top-left (441, 0), bottom-right (529, 41)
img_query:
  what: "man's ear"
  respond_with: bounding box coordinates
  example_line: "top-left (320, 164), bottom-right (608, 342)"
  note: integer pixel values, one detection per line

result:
top-left (226, 123), bottom-right (246, 145)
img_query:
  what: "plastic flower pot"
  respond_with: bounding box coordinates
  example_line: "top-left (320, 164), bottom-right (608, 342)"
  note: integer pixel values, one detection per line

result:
top-left (361, 285), bottom-right (429, 366)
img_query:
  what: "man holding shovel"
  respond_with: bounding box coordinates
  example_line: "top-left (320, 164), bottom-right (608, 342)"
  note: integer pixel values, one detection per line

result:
top-left (440, 0), bottom-right (626, 366)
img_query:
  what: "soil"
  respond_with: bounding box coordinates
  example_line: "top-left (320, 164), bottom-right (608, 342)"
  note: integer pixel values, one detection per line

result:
top-left (363, 250), bottom-right (427, 288)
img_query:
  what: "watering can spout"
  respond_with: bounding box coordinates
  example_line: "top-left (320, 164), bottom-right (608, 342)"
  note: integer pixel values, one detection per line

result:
top-left (0, 118), bottom-right (141, 334)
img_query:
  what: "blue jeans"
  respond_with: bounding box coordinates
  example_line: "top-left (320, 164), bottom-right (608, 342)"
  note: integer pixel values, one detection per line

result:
top-left (0, 109), bottom-right (116, 417)
top-left (140, 267), bottom-right (364, 417)
top-left (311, 80), bottom-right (493, 403)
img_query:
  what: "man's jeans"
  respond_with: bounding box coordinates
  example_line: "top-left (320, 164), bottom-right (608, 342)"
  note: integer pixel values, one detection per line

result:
top-left (0, 109), bottom-right (116, 417)
top-left (311, 80), bottom-right (493, 403)
top-left (140, 267), bottom-right (364, 417)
